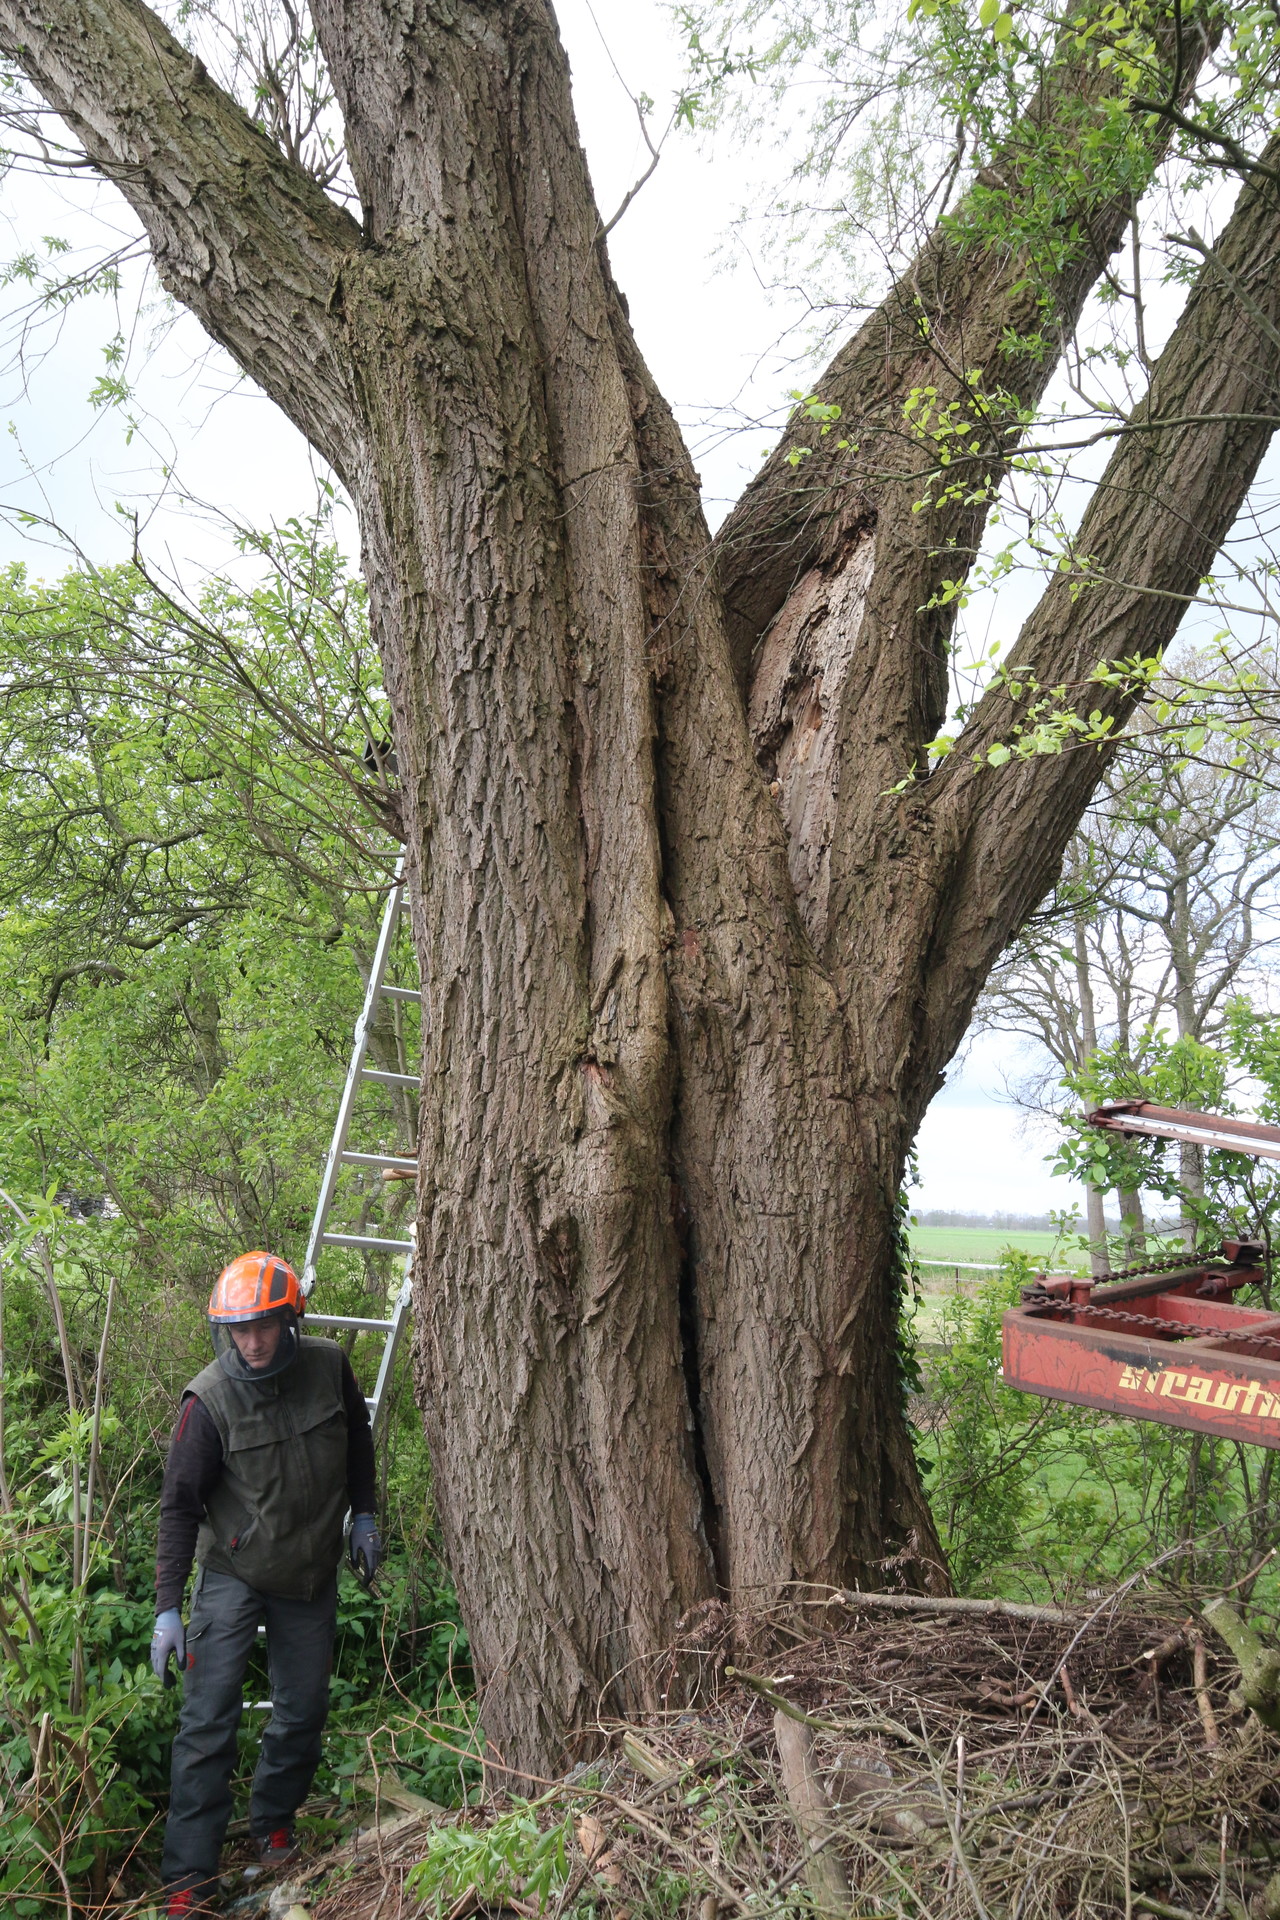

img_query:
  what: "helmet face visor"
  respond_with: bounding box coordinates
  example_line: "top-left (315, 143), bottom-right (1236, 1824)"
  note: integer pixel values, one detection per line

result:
top-left (210, 1306), bottom-right (300, 1381)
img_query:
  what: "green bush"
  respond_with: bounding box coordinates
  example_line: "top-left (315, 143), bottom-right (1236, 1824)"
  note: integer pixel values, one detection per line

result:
top-left (405, 1806), bottom-right (572, 1914)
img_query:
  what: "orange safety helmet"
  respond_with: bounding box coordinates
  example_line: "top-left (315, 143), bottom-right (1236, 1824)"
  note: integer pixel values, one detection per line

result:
top-left (208, 1252), bottom-right (305, 1380)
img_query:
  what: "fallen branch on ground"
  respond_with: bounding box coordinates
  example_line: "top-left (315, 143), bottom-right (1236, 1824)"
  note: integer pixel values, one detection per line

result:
top-left (773, 1711), bottom-right (852, 1919)
top-left (827, 1590), bottom-right (1079, 1624)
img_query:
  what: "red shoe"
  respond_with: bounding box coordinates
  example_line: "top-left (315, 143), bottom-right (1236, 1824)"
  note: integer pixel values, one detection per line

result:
top-left (256, 1826), bottom-right (300, 1868)
top-left (165, 1881), bottom-right (217, 1912)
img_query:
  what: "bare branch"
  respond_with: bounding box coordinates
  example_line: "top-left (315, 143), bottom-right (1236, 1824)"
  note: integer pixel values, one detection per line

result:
top-left (0, 0), bottom-right (362, 481)
top-left (1169, 225), bottom-right (1280, 361)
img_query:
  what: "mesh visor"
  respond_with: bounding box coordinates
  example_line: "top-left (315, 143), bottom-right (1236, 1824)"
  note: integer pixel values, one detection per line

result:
top-left (210, 1306), bottom-right (300, 1381)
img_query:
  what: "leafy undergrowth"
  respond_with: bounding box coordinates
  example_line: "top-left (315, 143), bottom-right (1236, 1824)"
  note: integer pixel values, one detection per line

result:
top-left (0, 1545), bottom-right (476, 1915)
top-left (275, 1593), bottom-right (1280, 1920)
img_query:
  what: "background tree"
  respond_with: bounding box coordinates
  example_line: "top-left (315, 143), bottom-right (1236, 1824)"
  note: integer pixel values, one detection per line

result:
top-left (0, 528), bottom-right (419, 1282)
top-left (2, 0), bottom-right (1280, 1771)
top-left (983, 661), bottom-right (1280, 1258)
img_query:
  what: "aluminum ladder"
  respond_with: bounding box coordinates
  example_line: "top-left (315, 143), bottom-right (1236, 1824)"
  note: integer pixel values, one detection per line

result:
top-left (300, 867), bottom-right (419, 1435)
top-left (247, 878), bottom-right (417, 1694)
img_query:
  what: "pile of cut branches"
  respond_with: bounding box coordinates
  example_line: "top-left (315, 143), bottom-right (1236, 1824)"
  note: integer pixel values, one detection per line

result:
top-left (304, 1591), bottom-right (1280, 1920)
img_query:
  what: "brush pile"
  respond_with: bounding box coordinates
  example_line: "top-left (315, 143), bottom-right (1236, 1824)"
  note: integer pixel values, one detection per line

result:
top-left (300, 1591), bottom-right (1280, 1920)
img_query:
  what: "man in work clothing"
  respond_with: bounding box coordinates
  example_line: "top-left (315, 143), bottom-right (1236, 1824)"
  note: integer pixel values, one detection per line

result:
top-left (151, 1252), bottom-right (382, 1917)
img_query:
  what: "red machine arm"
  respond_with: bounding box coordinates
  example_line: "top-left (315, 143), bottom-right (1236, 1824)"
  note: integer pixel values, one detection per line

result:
top-left (1087, 1101), bottom-right (1280, 1162)
top-left (1000, 1102), bottom-right (1280, 1446)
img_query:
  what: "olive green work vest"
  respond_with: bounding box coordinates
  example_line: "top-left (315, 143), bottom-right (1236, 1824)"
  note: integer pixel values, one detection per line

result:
top-left (185, 1336), bottom-right (350, 1602)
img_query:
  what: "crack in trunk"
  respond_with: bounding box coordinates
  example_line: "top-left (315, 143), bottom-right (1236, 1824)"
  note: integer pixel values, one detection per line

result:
top-left (672, 1173), bottom-right (725, 1593)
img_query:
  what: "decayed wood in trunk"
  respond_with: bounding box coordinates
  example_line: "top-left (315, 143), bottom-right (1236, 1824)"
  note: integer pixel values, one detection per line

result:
top-left (3, 0), bottom-right (1279, 1771)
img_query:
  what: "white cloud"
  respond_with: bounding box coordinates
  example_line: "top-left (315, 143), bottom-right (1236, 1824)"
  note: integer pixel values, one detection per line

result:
top-left (913, 1033), bottom-right (1085, 1218)
top-left (913, 1103), bottom-right (1078, 1217)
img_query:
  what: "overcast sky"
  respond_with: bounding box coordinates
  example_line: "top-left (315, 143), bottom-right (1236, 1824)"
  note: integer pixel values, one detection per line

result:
top-left (0, 0), bottom-right (1102, 1223)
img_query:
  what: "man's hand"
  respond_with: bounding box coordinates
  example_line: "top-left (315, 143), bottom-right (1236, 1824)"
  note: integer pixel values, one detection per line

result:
top-left (349, 1513), bottom-right (382, 1587)
top-left (151, 1609), bottom-right (187, 1686)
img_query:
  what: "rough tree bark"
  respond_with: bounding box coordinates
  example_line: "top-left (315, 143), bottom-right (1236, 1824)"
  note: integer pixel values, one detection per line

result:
top-left (3, 0), bottom-right (1280, 1773)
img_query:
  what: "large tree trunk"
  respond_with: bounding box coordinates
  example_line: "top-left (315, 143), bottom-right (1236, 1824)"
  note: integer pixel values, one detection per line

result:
top-left (4, 0), bottom-right (1279, 1776)
top-left (319, 0), bottom-right (938, 1757)
top-left (323, 3), bottom-right (717, 1760)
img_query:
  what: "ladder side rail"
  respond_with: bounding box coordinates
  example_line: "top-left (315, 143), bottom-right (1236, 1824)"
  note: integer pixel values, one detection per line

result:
top-left (301, 873), bottom-right (405, 1294)
top-left (366, 1273), bottom-right (414, 1437)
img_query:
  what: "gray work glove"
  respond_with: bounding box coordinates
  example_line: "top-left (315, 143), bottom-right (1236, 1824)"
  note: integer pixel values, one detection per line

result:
top-left (151, 1608), bottom-right (186, 1687)
top-left (348, 1513), bottom-right (382, 1587)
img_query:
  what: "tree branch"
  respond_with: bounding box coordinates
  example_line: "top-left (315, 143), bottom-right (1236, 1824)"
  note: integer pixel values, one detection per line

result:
top-left (42, 963), bottom-right (126, 1027)
top-left (0, 0), bottom-right (363, 483)
top-left (886, 136), bottom-right (1280, 1126)
top-left (1170, 225), bottom-right (1280, 360)
top-left (1129, 96), bottom-right (1280, 188)
top-left (710, 23), bottom-right (1209, 701)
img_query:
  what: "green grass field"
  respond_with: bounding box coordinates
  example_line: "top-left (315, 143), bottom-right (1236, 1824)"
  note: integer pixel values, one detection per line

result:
top-left (909, 1224), bottom-right (1067, 1267)
top-left (907, 1225), bottom-right (1086, 1343)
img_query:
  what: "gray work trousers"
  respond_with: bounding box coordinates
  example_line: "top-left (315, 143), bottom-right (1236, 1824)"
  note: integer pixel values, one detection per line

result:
top-left (160, 1565), bottom-right (337, 1895)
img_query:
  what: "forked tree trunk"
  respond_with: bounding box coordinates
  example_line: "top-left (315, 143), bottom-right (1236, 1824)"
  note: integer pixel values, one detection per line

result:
top-left (4, 0), bottom-right (1280, 1775)
top-left (322, 0), bottom-right (936, 1760)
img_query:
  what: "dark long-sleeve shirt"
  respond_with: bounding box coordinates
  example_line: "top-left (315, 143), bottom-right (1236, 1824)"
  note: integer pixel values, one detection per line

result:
top-left (155, 1354), bottom-right (377, 1611)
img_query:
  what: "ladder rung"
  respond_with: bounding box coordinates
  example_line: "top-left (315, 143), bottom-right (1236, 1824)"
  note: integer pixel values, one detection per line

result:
top-left (322, 1231), bottom-right (415, 1254)
top-left (362, 1068), bottom-right (418, 1088)
top-left (382, 985), bottom-right (419, 1002)
top-left (341, 1150), bottom-right (418, 1172)
top-left (307, 1313), bottom-right (396, 1332)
